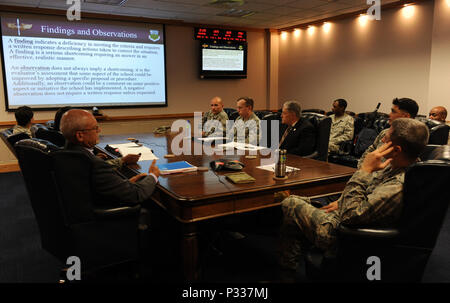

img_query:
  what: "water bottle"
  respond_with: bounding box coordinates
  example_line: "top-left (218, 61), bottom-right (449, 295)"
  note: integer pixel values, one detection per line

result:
top-left (275, 149), bottom-right (287, 178)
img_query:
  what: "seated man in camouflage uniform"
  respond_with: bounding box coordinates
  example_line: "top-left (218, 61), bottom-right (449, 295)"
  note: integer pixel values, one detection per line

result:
top-left (233, 97), bottom-right (260, 145)
top-left (201, 96), bottom-right (228, 137)
top-left (357, 97), bottom-right (419, 168)
top-left (328, 99), bottom-right (354, 154)
top-left (279, 118), bottom-right (429, 275)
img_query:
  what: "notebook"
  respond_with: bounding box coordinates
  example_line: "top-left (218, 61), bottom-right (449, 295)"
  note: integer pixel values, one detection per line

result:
top-left (224, 172), bottom-right (256, 184)
top-left (157, 161), bottom-right (197, 175)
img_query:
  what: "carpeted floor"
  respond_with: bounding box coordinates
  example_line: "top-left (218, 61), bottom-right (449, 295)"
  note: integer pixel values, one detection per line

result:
top-left (0, 171), bottom-right (448, 283)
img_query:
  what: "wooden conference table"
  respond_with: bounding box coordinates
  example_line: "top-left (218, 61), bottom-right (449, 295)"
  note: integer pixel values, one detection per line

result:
top-left (98, 132), bottom-right (356, 281)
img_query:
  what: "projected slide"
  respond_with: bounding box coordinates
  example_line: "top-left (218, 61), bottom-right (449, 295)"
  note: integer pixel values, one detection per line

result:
top-left (202, 44), bottom-right (244, 71)
top-left (1, 15), bottom-right (166, 109)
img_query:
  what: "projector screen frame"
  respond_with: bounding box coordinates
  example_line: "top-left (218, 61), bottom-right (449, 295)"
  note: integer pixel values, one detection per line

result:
top-left (199, 41), bottom-right (247, 79)
top-left (0, 12), bottom-right (168, 112)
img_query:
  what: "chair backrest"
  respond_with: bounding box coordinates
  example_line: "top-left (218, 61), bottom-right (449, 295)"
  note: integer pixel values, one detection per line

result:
top-left (399, 145), bottom-right (450, 249)
top-left (1, 128), bottom-right (31, 157)
top-left (228, 111), bottom-right (240, 121)
top-left (34, 125), bottom-right (66, 147)
top-left (301, 112), bottom-right (331, 161)
top-left (261, 112), bottom-right (281, 148)
top-left (254, 110), bottom-right (272, 120)
top-left (415, 117), bottom-right (450, 145)
top-left (223, 108), bottom-right (237, 119)
top-left (15, 139), bottom-right (71, 261)
top-left (302, 109), bottom-right (326, 115)
top-left (45, 120), bottom-right (55, 130)
top-left (51, 150), bottom-right (96, 225)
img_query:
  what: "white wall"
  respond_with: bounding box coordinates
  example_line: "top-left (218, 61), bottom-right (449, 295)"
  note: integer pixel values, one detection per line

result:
top-left (278, 1), bottom-right (437, 116)
top-left (427, 0), bottom-right (450, 113)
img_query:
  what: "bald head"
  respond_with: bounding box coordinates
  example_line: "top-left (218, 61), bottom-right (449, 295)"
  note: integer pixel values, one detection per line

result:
top-left (60, 109), bottom-right (99, 147)
top-left (429, 106), bottom-right (447, 122)
top-left (210, 96), bottom-right (224, 115)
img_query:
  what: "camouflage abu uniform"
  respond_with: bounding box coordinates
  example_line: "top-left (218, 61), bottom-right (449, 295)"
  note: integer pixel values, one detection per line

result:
top-left (233, 112), bottom-right (261, 145)
top-left (202, 110), bottom-right (229, 137)
top-left (328, 113), bottom-right (354, 153)
top-left (12, 125), bottom-right (32, 137)
top-left (357, 128), bottom-right (389, 169)
top-left (280, 164), bottom-right (405, 270)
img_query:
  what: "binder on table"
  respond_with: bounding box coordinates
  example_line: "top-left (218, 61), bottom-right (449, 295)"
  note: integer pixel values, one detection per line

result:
top-left (157, 161), bottom-right (197, 175)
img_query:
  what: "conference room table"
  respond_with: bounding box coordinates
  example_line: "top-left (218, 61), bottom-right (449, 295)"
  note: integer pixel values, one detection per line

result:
top-left (98, 132), bottom-right (356, 281)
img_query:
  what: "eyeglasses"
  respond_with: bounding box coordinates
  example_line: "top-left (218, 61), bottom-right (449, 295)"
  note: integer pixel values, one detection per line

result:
top-left (78, 125), bottom-right (100, 132)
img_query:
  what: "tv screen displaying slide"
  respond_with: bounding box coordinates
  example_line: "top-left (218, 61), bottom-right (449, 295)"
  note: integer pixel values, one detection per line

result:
top-left (0, 13), bottom-right (167, 110)
top-left (200, 43), bottom-right (247, 79)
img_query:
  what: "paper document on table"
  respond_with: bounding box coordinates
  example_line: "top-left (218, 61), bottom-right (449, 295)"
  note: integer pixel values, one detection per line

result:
top-left (256, 163), bottom-right (300, 173)
top-left (217, 142), bottom-right (266, 151)
top-left (110, 143), bottom-right (159, 161)
top-left (196, 137), bottom-right (228, 142)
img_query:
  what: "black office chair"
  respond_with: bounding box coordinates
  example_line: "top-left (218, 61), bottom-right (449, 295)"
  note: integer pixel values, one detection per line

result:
top-left (254, 110), bottom-right (272, 120)
top-left (305, 145), bottom-right (450, 282)
top-left (1, 128), bottom-right (31, 157)
top-left (300, 112), bottom-right (331, 161)
top-left (15, 139), bottom-right (141, 277)
top-left (416, 117), bottom-right (449, 145)
top-left (261, 112), bottom-right (281, 148)
top-left (228, 111), bottom-right (240, 121)
top-left (328, 114), bottom-right (390, 168)
top-left (33, 124), bottom-right (66, 147)
top-left (223, 108), bottom-right (237, 119)
top-left (302, 109), bottom-right (326, 115)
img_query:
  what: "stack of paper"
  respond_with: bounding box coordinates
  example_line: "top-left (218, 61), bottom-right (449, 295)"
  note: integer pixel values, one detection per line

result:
top-left (217, 142), bottom-right (266, 151)
top-left (157, 161), bottom-right (197, 175)
top-left (256, 163), bottom-right (300, 173)
top-left (109, 143), bottom-right (158, 161)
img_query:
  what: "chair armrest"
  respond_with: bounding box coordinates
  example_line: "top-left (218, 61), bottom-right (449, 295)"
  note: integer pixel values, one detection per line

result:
top-left (338, 225), bottom-right (400, 239)
top-left (303, 151), bottom-right (318, 159)
top-left (93, 205), bottom-right (141, 219)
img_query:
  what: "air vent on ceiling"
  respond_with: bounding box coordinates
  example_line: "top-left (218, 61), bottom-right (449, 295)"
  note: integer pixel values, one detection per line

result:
top-left (209, 0), bottom-right (245, 8)
top-left (84, 0), bottom-right (128, 5)
top-left (217, 8), bottom-right (255, 18)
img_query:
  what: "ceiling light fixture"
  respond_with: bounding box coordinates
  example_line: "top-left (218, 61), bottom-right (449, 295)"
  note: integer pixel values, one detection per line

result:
top-left (402, 4), bottom-right (415, 18)
top-left (358, 14), bottom-right (368, 26)
top-left (323, 22), bottom-right (331, 33)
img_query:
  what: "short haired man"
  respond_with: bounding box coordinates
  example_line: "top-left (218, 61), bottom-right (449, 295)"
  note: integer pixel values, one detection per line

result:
top-left (12, 106), bottom-right (34, 136)
top-left (328, 99), bottom-right (354, 154)
top-left (202, 96), bottom-right (228, 137)
top-left (233, 97), bottom-right (260, 144)
top-left (428, 106), bottom-right (447, 123)
top-left (357, 97), bottom-right (419, 168)
top-left (279, 101), bottom-right (316, 156)
top-left (279, 118), bottom-right (429, 277)
top-left (60, 109), bottom-right (160, 207)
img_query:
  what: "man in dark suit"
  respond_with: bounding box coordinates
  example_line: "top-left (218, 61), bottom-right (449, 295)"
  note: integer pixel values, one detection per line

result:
top-left (60, 109), bottom-right (160, 207)
top-left (279, 101), bottom-right (316, 156)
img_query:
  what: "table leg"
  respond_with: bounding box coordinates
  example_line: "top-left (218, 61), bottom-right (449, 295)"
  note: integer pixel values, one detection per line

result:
top-left (181, 223), bottom-right (200, 282)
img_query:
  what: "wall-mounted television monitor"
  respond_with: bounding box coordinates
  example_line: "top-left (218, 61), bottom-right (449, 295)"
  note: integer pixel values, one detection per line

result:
top-left (0, 13), bottom-right (167, 110)
top-left (199, 42), bottom-right (247, 79)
